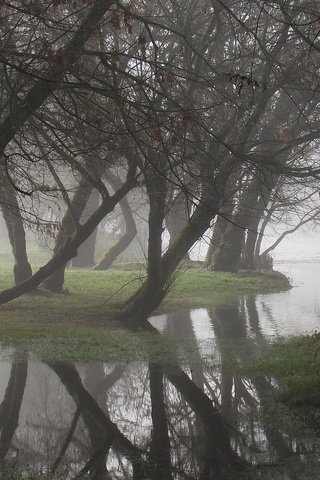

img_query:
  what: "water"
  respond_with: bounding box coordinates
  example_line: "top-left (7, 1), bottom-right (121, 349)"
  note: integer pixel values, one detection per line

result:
top-left (1, 263), bottom-right (320, 479)
top-left (151, 262), bottom-right (320, 337)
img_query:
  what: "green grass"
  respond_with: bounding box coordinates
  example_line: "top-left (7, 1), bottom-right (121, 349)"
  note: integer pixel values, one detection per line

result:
top-left (0, 266), bottom-right (290, 323)
top-left (0, 252), bottom-right (290, 362)
top-left (241, 333), bottom-right (320, 431)
top-left (163, 268), bottom-right (290, 311)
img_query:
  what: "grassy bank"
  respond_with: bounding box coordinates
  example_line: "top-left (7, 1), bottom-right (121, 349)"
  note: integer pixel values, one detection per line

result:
top-left (0, 264), bottom-right (290, 361)
top-left (242, 333), bottom-right (320, 432)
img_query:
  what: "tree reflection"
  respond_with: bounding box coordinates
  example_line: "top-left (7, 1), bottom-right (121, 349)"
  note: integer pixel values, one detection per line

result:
top-left (0, 353), bottom-right (27, 459)
top-left (0, 303), bottom-right (319, 479)
top-left (208, 299), bottom-right (318, 465)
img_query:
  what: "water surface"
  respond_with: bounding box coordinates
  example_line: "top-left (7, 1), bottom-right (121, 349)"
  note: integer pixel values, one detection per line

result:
top-left (1, 263), bottom-right (320, 479)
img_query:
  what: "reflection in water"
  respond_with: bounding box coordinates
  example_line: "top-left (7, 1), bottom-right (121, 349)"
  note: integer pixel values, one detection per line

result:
top-left (1, 297), bottom-right (320, 478)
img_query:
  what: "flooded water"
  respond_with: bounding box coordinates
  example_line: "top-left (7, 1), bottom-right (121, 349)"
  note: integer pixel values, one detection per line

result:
top-left (1, 263), bottom-right (320, 479)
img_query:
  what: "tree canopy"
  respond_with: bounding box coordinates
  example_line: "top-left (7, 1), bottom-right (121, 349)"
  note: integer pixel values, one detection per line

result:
top-left (1, 0), bottom-right (320, 318)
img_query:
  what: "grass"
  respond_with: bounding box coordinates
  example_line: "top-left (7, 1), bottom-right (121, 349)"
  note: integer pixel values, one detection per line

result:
top-left (241, 332), bottom-right (320, 432)
top-left (0, 249), bottom-right (290, 362)
top-left (163, 267), bottom-right (290, 311)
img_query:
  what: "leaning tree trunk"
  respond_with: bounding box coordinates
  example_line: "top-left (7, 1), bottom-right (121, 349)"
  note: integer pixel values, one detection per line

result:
top-left (95, 173), bottom-right (137, 270)
top-left (121, 157), bottom-right (168, 322)
top-left (0, 184), bottom-right (32, 285)
top-left (119, 163), bottom-right (232, 322)
top-left (72, 188), bottom-right (100, 268)
top-left (94, 199), bottom-right (137, 269)
top-left (49, 361), bottom-right (145, 477)
top-left (43, 178), bottom-right (93, 292)
top-left (0, 171), bottom-right (137, 305)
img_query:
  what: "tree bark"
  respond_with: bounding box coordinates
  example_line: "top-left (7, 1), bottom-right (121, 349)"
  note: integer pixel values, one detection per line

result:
top-left (72, 189), bottom-right (100, 268)
top-left (166, 191), bottom-right (190, 245)
top-left (204, 214), bottom-right (230, 269)
top-left (119, 164), bottom-right (232, 322)
top-left (43, 178), bottom-right (94, 292)
top-left (120, 157), bottom-right (168, 321)
top-left (204, 168), bottom-right (239, 269)
top-left (241, 178), bottom-right (276, 270)
top-left (211, 177), bottom-right (263, 273)
top-left (0, 185), bottom-right (32, 284)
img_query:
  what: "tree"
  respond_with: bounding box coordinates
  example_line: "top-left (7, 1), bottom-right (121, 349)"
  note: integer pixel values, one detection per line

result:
top-left (0, 183), bottom-right (32, 284)
top-left (1, 0), bottom-right (320, 320)
top-left (94, 173), bottom-right (137, 270)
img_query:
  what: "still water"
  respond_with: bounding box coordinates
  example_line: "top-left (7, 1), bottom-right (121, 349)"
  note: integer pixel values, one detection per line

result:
top-left (0, 263), bottom-right (320, 479)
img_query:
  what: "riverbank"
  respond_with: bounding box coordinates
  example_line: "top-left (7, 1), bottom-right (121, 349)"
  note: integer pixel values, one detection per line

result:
top-left (0, 267), bottom-right (290, 361)
top-left (244, 333), bottom-right (320, 431)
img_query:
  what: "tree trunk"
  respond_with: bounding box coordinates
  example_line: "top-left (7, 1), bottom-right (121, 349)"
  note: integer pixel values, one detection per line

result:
top-left (0, 353), bottom-right (28, 459)
top-left (212, 222), bottom-right (246, 273)
top-left (211, 178), bottom-right (262, 273)
top-left (95, 193), bottom-right (136, 270)
top-left (149, 362), bottom-right (173, 480)
top-left (204, 214), bottom-right (229, 269)
top-left (204, 167), bottom-right (239, 270)
top-left (166, 191), bottom-right (190, 245)
top-left (120, 157), bottom-right (168, 322)
top-left (0, 174), bottom-right (136, 305)
top-left (241, 179), bottom-right (276, 270)
top-left (72, 189), bottom-right (100, 268)
top-left (43, 178), bottom-right (93, 292)
top-left (49, 361), bottom-right (145, 477)
top-left (0, 185), bottom-right (32, 285)
top-left (119, 164), bottom-right (231, 321)
top-left (241, 225), bottom-right (259, 270)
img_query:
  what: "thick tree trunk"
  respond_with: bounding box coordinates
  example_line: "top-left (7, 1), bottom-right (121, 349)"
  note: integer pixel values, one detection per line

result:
top-left (204, 215), bottom-right (229, 269)
top-left (119, 165), bottom-right (231, 322)
top-left (0, 185), bottom-right (32, 285)
top-left (43, 178), bottom-right (93, 292)
top-left (241, 226), bottom-right (259, 270)
top-left (72, 189), bottom-right (100, 268)
top-left (211, 178), bottom-right (263, 273)
top-left (164, 363), bottom-right (245, 477)
top-left (240, 180), bottom-right (275, 270)
top-left (204, 167), bottom-right (239, 269)
top-left (166, 191), bottom-right (190, 245)
top-left (120, 157), bottom-right (168, 322)
top-left (211, 222), bottom-right (246, 273)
